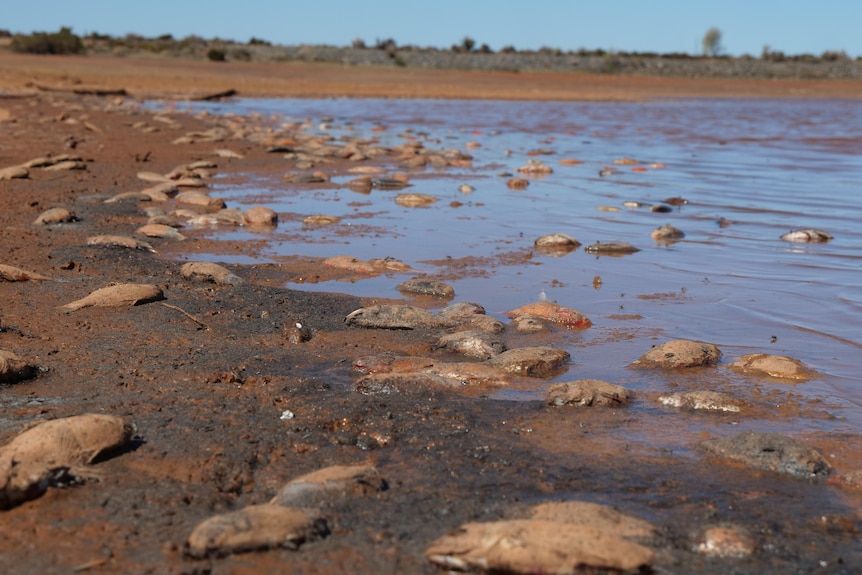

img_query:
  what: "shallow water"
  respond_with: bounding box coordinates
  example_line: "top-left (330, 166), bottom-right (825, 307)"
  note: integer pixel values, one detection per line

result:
top-left (173, 97), bottom-right (862, 434)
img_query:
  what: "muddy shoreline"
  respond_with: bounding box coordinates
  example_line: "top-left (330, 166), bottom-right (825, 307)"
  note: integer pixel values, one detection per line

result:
top-left (1, 59), bottom-right (861, 574)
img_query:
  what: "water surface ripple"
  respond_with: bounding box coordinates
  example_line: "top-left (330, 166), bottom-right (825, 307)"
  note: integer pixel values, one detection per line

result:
top-left (182, 97), bottom-right (862, 430)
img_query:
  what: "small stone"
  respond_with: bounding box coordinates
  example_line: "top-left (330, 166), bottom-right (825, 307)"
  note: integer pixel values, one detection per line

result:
top-left (547, 379), bottom-right (631, 407)
top-left (632, 340), bottom-right (721, 369)
top-left (702, 431), bottom-right (831, 478)
top-left (458, 184), bottom-right (475, 193)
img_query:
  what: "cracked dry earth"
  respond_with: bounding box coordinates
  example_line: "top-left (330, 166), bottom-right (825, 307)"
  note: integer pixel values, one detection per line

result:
top-left (1, 86), bottom-right (862, 575)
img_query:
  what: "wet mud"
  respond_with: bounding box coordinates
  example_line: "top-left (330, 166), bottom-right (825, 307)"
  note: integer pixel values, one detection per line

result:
top-left (1, 82), bottom-right (861, 574)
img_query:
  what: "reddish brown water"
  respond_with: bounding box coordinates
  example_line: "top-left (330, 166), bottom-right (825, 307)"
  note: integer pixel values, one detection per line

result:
top-left (176, 98), bottom-right (862, 440)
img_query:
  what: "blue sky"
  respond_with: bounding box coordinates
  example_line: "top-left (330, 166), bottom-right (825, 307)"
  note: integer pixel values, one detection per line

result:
top-left (4, 0), bottom-right (861, 58)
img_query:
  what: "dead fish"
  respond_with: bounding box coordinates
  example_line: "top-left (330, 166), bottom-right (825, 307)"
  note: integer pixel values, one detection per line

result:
top-left (137, 172), bottom-right (172, 184)
top-left (372, 178), bottom-right (411, 190)
top-left (397, 278), bottom-right (455, 298)
top-left (534, 233), bottom-right (581, 248)
top-left (136, 224), bottom-right (186, 241)
top-left (585, 241), bottom-right (640, 255)
top-left (506, 177), bottom-right (529, 190)
top-left (394, 193), bottom-right (436, 207)
top-left (651, 224), bottom-right (685, 241)
top-left (180, 262), bottom-right (243, 286)
top-left (728, 353), bottom-right (817, 381)
top-left (435, 330), bottom-right (505, 360)
top-left (59, 283), bottom-right (164, 312)
top-left (303, 214), bottom-right (340, 225)
top-left (0, 349), bottom-right (37, 384)
top-left (175, 191), bottom-right (226, 211)
top-left (509, 314), bottom-right (548, 333)
top-left (368, 256), bottom-right (412, 272)
top-left (780, 229), bottom-right (833, 243)
top-left (43, 160), bottom-right (86, 171)
top-left (87, 235), bottom-right (155, 252)
top-left (213, 148), bottom-right (244, 159)
top-left (345, 305), bottom-right (454, 330)
top-left (659, 390), bottom-right (743, 412)
top-left (0, 414), bottom-right (132, 509)
top-left (0, 264), bottom-right (50, 282)
top-left (33, 207), bottom-right (76, 225)
top-left (516, 162), bottom-right (553, 175)
top-left (484, 346), bottom-right (570, 377)
top-left (504, 301), bottom-right (591, 329)
top-left (323, 255), bottom-right (378, 274)
top-left (426, 519), bottom-right (654, 574)
top-left (0, 165), bottom-right (29, 180)
top-left (105, 191), bottom-right (152, 203)
top-left (270, 464), bottom-right (385, 508)
top-left (664, 196), bottom-right (688, 206)
top-left (186, 504), bottom-right (328, 559)
top-left (547, 379), bottom-right (631, 407)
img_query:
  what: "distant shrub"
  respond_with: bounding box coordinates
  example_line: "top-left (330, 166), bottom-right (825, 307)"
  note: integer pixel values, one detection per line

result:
top-left (230, 48), bottom-right (251, 61)
top-left (478, 43), bottom-right (493, 54)
top-left (820, 50), bottom-right (849, 62)
top-left (249, 37), bottom-right (270, 46)
top-left (10, 27), bottom-right (85, 55)
top-left (0, 29), bottom-right (11, 38)
top-left (206, 48), bottom-right (226, 61)
top-left (500, 45), bottom-right (517, 54)
top-left (352, 38), bottom-right (366, 49)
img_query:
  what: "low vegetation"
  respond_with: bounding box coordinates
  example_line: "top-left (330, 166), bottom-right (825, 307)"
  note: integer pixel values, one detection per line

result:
top-left (0, 27), bottom-right (858, 79)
